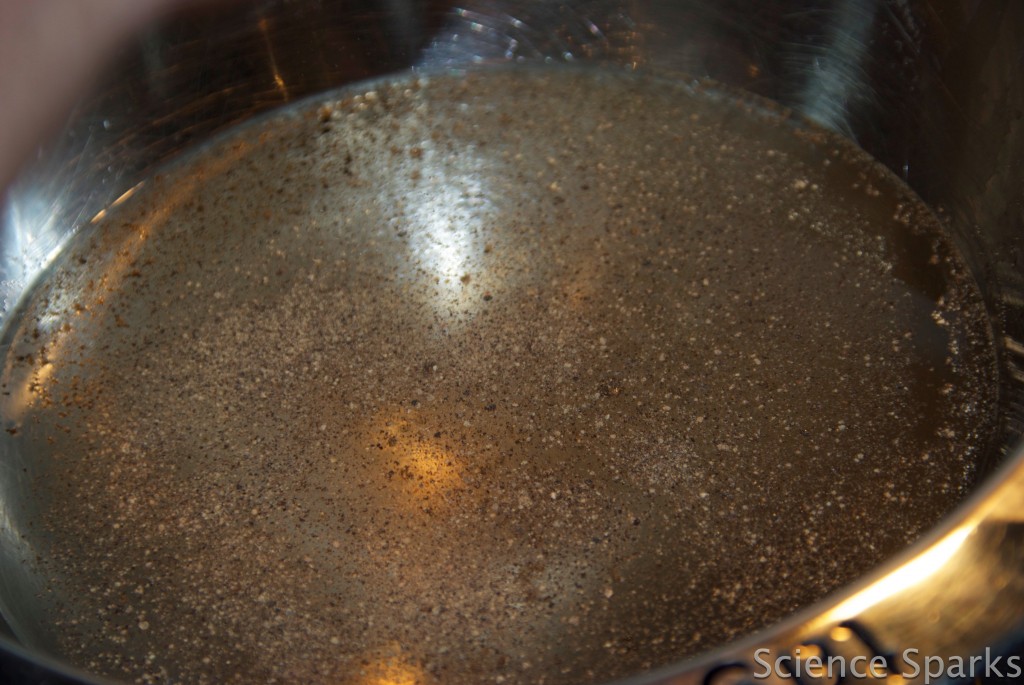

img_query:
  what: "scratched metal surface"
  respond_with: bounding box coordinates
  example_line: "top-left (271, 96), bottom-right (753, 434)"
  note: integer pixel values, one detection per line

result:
top-left (0, 1), bottom-right (1023, 684)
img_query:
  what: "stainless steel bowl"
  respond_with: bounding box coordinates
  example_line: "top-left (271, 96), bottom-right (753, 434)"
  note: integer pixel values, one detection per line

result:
top-left (1, 1), bottom-right (1023, 683)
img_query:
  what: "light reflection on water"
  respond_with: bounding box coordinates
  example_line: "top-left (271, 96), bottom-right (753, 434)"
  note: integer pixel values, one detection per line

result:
top-left (400, 151), bottom-right (494, 317)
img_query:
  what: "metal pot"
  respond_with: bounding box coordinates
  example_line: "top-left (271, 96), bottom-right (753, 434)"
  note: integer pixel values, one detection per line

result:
top-left (1, 1), bottom-right (1023, 683)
